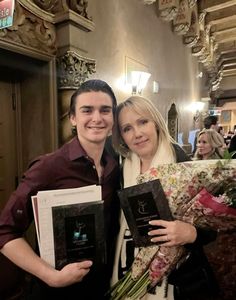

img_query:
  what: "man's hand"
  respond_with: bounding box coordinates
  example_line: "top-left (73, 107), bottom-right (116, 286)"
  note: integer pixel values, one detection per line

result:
top-left (48, 260), bottom-right (93, 287)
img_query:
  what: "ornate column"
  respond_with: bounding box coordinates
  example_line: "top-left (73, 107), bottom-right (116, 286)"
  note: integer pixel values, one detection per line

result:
top-left (57, 50), bottom-right (96, 144)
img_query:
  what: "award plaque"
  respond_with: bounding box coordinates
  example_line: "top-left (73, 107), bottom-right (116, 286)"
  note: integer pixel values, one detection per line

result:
top-left (52, 201), bottom-right (106, 270)
top-left (118, 179), bottom-right (173, 247)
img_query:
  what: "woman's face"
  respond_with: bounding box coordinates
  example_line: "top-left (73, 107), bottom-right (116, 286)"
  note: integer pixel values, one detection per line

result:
top-left (118, 106), bottom-right (158, 160)
top-left (197, 133), bottom-right (213, 157)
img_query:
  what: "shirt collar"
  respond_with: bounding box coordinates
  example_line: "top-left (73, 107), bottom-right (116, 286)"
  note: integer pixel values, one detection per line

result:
top-left (68, 137), bottom-right (116, 168)
top-left (68, 137), bottom-right (88, 161)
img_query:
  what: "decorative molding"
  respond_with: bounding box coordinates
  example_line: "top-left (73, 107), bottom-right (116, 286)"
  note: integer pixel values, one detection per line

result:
top-left (30, 0), bottom-right (91, 20)
top-left (159, 0), bottom-right (179, 22)
top-left (0, 1), bottom-right (57, 55)
top-left (143, 0), bottom-right (156, 4)
top-left (67, 0), bottom-right (90, 19)
top-left (154, 0), bottom-right (236, 97)
top-left (191, 31), bottom-right (205, 56)
top-left (33, 0), bottom-right (61, 12)
top-left (18, 0), bottom-right (95, 31)
top-left (187, 0), bottom-right (197, 9)
top-left (183, 5), bottom-right (199, 47)
top-left (54, 9), bottom-right (95, 31)
top-left (0, 0), bottom-right (95, 57)
top-left (57, 50), bottom-right (96, 89)
top-left (18, 0), bottom-right (55, 22)
top-left (173, 0), bottom-right (191, 35)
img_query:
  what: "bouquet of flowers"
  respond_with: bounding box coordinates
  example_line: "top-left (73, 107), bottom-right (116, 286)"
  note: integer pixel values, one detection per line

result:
top-left (109, 159), bottom-right (236, 300)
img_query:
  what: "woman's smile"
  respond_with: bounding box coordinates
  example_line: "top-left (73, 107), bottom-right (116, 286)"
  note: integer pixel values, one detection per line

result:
top-left (134, 138), bottom-right (149, 147)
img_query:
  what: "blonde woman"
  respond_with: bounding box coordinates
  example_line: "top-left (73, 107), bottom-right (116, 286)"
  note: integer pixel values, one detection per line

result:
top-left (194, 129), bottom-right (225, 160)
top-left (111, 96), bottom-right (217, 300)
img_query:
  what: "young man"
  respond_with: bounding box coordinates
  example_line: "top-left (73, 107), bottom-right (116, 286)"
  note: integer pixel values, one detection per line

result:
top-left (0, 80), bottom-right (120, 299)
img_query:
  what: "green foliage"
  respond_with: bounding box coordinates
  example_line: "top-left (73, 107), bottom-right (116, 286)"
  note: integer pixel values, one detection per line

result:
top-left (223, 149), bottom-right (236, 160)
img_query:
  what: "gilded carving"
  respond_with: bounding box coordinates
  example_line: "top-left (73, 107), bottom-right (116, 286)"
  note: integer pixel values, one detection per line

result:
top-left (67, 0), bottom-right (90, 19)
top-left (211, 72), bottom-right (223, 92)
top-left (183, 6), bottom-right (199, 47)
top-left (173, 0), bottom-right (191, 35)
top-left (187, 0), bottom-right (197, 9)
top-left (33, 0), bottom-right (60, 12)
top-left (198, 11), bottom-right (206, 25)
top-left (191, 31), bottom-right (205, 56)
top-left (0, 1), bottom-right (56, 54)
top-left (57, 50), bottom-right (96, 89)
top-left (192, 44), bottom-right (205, 56)
top-left (31, 0), bottom-right (90, 19)
top-left (159, 0), bottom-right (179, 22)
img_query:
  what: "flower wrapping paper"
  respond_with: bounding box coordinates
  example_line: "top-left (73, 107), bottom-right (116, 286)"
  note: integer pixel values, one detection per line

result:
top-left (137, 160), bottom-right (236, 229)
top-left (110, 160), bottom-right (236, 299)
top-left (135, 160), bottom-right (236, 284)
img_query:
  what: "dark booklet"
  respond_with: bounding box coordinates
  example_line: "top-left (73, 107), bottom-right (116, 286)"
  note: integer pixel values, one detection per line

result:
top-left (118, 179), bottom-right (173, 247)
top-left (52, 200), bottom-right (106, 270)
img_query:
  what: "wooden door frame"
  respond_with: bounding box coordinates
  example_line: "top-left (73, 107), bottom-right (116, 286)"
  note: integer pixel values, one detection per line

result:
top-left (0, 42), bottom-right (58, 175)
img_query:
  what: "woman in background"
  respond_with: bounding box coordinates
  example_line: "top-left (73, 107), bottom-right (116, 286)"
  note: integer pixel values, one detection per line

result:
top-left (112, 96), bottom-right (217, 300)
top-left (193, 129), bottom-right (225, 160)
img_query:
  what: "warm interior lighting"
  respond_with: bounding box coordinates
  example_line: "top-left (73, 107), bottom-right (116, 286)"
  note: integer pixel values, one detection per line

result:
top-left (191, 101), bottom-right (205, 112)
top-left (131, 71), bottom-right (151, 94)
top-left (186, 101), bottom-right (205, 122)
top-left (196, 71), bottom-right (203, 78)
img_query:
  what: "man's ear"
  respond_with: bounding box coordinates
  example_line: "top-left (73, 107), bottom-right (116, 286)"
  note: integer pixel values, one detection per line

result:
top-left (70, 114), bottom-right (76, 126)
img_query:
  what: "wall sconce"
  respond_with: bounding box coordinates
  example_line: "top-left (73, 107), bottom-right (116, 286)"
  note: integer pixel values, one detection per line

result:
top-left (192, 101), bottom-right (205, 122)
top-left (131, 71), bottom-right (151, 94)
top-left (186, 101), bottom-right (205, 122)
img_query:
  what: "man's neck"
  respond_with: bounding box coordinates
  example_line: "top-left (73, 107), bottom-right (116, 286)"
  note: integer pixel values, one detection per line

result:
top-left (80, 139), bottom-right (105, 165)
top-left (81, 140), bottom-right (105, 180)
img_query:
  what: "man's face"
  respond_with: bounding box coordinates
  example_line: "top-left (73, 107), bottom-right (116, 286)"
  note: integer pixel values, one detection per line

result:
top-left (70, 91), bottom-right (114, 147)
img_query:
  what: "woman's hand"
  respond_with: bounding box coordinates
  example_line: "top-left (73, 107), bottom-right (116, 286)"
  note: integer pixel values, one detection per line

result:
top-left (47, 260), bottom-right (93, 287)
top-left (148, 220), bottom-right (197, 247)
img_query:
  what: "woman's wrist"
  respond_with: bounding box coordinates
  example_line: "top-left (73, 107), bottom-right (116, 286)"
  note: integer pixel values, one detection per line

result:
top-left (188, 224), bottom-right (197, 243)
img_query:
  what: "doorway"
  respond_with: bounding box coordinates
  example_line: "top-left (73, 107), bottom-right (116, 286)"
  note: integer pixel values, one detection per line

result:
top-left (0, 48), bottom-right (57, 299)
top-left (0, 48), bottom-right (57, 211)
top-left (0, 73), bottom-right (19, 211)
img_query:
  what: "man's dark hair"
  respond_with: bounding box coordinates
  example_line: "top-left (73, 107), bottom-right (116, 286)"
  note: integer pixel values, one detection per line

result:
top-left (203, 115), bottom-right (218, 129)
top-left (69, 79), bottom-right (117, 117)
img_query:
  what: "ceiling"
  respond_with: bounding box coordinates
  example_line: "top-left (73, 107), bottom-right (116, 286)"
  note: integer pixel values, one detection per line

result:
top-left (151, 0), bottom-right (236, 106)
top-left (199, 0), bottom-right (236, 105)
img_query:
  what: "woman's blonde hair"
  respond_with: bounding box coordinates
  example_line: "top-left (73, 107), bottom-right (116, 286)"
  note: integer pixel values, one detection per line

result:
top-left (194, 128), bottom-right (225, 159)
top-left (112, 96), bottom-right (176, 157)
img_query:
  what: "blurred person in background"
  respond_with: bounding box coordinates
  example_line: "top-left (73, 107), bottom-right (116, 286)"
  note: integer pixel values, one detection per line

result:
top-left (192, 115), bottom-right (224, 155)
top-left (193, 129), bottom-right (225, 160)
